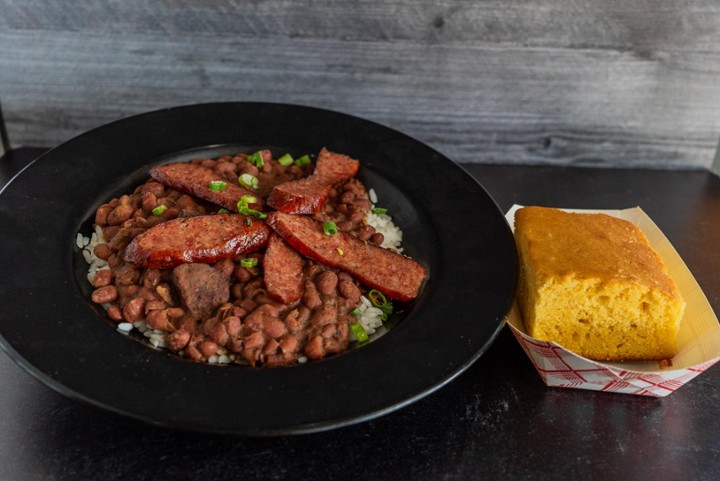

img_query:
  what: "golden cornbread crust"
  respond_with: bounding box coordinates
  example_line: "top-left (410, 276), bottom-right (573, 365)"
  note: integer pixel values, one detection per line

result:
top-left (514, 206), bottom-right (685, 361)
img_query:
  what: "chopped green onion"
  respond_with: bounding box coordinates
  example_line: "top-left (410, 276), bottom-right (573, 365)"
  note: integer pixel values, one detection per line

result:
top-left (239, 206), bottom-right (267, 220)
top-left (240, 257), bottom-right (258, 268)
top-left (245, 217), bottom-right (252, 226)
top-left (349, 322), bottom-right (369, 343)
top-left (323, 221), bottom-right (338, 236)
top-left (151, 204), bottom-right (167, 216)
top-left (294, 154), bottom-right (312, 166)
top-left (236, 200), bottom-right (267, 219)
top-left (209, 180), bottom-right (227, 191)
top-left (238, 173), bottom-right (259, 189)
top-left (371, 207), bottom-right (388, 215)
top-left (247, 151), bottom-right (264, 168)
top-left (277, 153), bottom-right (294, 166)
top-left (350, 306), bottom-right (362, 316)
top-left (240, 194), bottom-right (257, 205)
top-left (368, 289), bottom-right (393, 315)
top-left (217, 208), bottom-right (231, 214)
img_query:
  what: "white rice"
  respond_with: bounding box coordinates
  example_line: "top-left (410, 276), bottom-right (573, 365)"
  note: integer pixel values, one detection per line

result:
top-left (78, 185), bottom-right (406, 359)
top-left (78, 226), bottom-right (110, 286)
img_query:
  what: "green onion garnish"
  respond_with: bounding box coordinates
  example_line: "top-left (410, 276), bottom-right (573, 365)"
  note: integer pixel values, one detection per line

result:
top-left (368, 289), bottom-right (393, 315)
top-left (151, 204), bottom-right (167, 216)
top-left (350, 307), bottom-right (362, 316)
top-left (247, 151), bottom-right (264, 168)
top-left (209, 180), bottom-right (227, 191)
top-left (371, 207), bottom-right (388, 215)
top-left (349, 322), bottom-right (369, 343)
top-left (217, 208), bottom-right (231, 214)
top-left (323, 221), bottom-right (338, 236)
top-left (246, 217), bottom-right (252, 226)
top-left (236, 200), bottom-right (267, 219)
top-left (240, 257), bottom-right (258, 268)
top-left (277, 153), bottom-right (294, 166)
top-left (240, 194), bottom-right (257, 205)
top-left (238, 173), bottom-right (259, 189)
top-left (294, 154), bottom-right (311, 166)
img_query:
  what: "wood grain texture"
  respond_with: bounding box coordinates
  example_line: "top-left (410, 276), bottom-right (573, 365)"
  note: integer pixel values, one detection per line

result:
top-left (2, 1), bottom-right (720, 168)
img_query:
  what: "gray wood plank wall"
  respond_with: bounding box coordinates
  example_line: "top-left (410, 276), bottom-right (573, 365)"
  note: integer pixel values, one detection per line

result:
top-left (2, 0), bottom-right (720, 168)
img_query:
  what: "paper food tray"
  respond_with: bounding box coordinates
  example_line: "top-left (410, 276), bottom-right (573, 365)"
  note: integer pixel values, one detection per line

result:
top-left (505, 205), bottom-right (720, 397)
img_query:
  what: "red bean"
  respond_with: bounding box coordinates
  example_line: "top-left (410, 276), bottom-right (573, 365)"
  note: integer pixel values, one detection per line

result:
top-left (302, 281), bottom-right (321, 309)
top-left (107, 305), bottom-right (123, 321)
top-left (142, 269), bottom-right (163, 288)
top-left (166, 307), bottom-right (185, 319)
top-left (141, 181), bottom-right (165, 197)
top-left (356, 225), bottom-right (375, 241)
top-left (370, 232), bottom-right (385, 245)
top-left (279, 335), bottom-right (298, 354)
top-left (231, 283), bottom-right (244, 300)
top-left (315, 271), bottom-right (338, 295)
top-left (91, 269), bottom-right (113, 288)
top-left (185, 341), bottom-right (203, 361)
top-left (214, 259), bottom-right (235, 278)
top-left (166, 330), bottom-right (191, 351)
top-left (208, 321), bottom-right (229, 345)
top-left (114, 265), bottom-right (140, 286)
top-left (107, 204), bottom-right (135, 226)
top-left (304, 335), bottom-right (325, 360)
top-left (263, 319), bottom-right (287, 339)
top-left (198, 340), bottom-right (219, 358)
top-left (141, 191), bottom-right (157, 212)
top-left (122, 298), bottom-right (145, 323)
top-left (223, 316), bottom-right (242, 337)
top-left (144, 300), bottom-right (167, 314)
top-left (244, 331), bottom-right (265, 349)
top-left (103, 226), bottom-right (120, 242)
top-left (234, 265), bottom-right (253, 283)
top-left (338, 279), bottom-right (361, 302)
top-left (310, 305), bottom-right (336, 327)
top-left (92, 243), bottom-right (111, 260)
top-left (95, 204), bottom-right (113, 226)
top-left (146, 309), bottom-right (172, 331)
top-left (263, 338), bottom-right (280, 355)
top-left (91, 285), bottom-right (117, 304)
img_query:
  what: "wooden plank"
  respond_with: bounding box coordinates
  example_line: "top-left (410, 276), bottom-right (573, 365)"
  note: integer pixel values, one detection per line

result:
top-left (2, 29), bottom-right (720, 168)
top-left (2, 0), bottom-right (720, 52)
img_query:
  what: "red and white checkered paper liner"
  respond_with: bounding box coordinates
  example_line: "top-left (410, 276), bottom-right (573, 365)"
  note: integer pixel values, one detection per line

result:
top-left (505, 205), bottom-right (720, 397)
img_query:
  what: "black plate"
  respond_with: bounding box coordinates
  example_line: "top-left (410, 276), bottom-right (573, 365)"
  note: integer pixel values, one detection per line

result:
top-left (0, 103), bottom-right (516, 435)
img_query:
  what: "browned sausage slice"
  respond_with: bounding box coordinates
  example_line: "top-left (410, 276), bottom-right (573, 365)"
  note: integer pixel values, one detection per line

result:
top-left (314, 148), bottom-right (360, 184)
top-left (263, 233), bottom-right (305, 304)
top-left (266, 212), bottom-right (426, 301)
top-left (124, 214), bottom-right (271, 269)
top-left (265, 177), bottom-right (330, 215)
top-left (267, 149), bottom-right (359, 214)
top-left (150, 162), bottom-right (262, 212)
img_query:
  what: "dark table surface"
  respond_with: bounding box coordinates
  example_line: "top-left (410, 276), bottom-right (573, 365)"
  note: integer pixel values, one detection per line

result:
top-left (2, 148), bottom-right (719, 481)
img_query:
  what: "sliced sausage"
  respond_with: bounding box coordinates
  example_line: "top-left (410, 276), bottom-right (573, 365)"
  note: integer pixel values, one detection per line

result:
top-left (313, 148), bottom-right (360, 184)
top-left (266, 177), bottom-right (331, 215)
top-left (124, 214), bottom-right (271, 269)
top-left (263, 233), bottom-right (305, 304)
top-left (267, 149), bottom-right (359, 214)
top-left (150, 162), bottom-right (262, 212)
top-left (267, 212), bottom-right (426, 301)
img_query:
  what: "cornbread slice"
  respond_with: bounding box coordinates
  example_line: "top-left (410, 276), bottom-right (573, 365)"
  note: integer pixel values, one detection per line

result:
top-left (514, 206), bottom-right (685, 361)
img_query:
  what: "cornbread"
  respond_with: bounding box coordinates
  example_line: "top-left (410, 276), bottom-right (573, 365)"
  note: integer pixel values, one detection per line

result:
top-left (514, 206), bottom-right (685, 361)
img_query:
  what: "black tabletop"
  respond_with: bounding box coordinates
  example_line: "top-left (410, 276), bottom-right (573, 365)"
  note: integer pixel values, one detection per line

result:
top-left (2, 148), bottom-right (719, 481)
